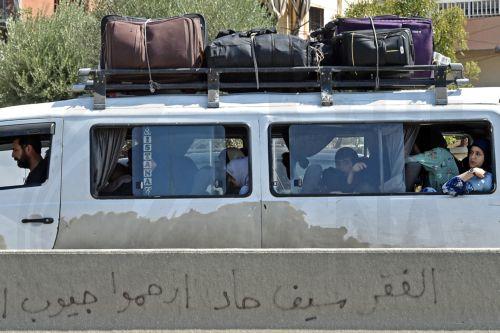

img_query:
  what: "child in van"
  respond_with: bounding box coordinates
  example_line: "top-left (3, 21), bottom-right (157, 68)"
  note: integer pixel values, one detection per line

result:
top-left (323, 147), bottom-right (374, 193)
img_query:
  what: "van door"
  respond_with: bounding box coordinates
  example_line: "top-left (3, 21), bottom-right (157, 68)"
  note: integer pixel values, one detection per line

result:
top-left (0, 119), bottom-right (62, 249)
top-left (262, 119), bottom-right (408, 248)
top-left (262, 116), bottom-right (500, 248)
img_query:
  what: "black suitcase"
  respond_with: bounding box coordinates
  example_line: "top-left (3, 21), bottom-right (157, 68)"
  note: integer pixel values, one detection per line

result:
top-left (332, 28), bottom-right (415, 80)
top-left (337, 28), bottom-right (415, 67)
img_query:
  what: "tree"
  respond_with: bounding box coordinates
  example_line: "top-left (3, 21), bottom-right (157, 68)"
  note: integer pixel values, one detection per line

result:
top-left (92, 0), bottom-right (275, 40)
top-left (344, 0), bottom-right (480, 84)
top-left (0, 2), bottom-right (100, 107)
top-left (0, 0), bottom-right (275, 107)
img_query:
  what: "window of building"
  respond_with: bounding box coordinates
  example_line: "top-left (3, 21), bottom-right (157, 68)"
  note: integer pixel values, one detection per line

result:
top-left (270, 121), bottom-right (494, 196)
top-left (0, 123), bottom-right (53, 189)
top-left (309, 6), bottom-right (324, 32)
top-left (91, 124), bottom-right (250, 198)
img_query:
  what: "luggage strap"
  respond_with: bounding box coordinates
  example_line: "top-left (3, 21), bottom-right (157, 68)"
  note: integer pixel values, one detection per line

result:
top-left (250, 33), bottom-right (260, 90)
top-left (143, 19), bottom-right (159, 93)
top-left (369, 16), bottom-right (380, 90)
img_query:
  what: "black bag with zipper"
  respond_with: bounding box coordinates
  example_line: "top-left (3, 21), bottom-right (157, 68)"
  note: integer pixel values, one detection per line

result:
top-left (206, 28), bottom-right (311, 85)
top-left (310, 22), bottom-right (415, 78)
top-left (335, 28), bottom-right (414, 80)
top-left (337, 28), bottom-right (414, 67)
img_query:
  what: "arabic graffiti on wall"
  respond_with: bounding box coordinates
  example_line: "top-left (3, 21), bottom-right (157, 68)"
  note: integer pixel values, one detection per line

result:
top-left (0, 267), bottom-right (437, 325)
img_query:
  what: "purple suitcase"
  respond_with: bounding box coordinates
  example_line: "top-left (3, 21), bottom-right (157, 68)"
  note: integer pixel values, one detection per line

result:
top-left (333, 16), bottom-right (433, 77)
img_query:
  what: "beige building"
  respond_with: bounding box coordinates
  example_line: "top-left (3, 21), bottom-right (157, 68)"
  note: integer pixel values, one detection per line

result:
top-left (438, 0), bottom-right (500, 86)
top-left (1, 0), bottom-right (94, 26)
top-left (1, 0), bottom-right (56, 20)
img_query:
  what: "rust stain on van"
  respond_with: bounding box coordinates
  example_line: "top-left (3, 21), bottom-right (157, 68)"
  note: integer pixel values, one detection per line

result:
top-left (262, 202), bottom-right (370, 248)
top-left (55, 203), bottom-right (260, 249)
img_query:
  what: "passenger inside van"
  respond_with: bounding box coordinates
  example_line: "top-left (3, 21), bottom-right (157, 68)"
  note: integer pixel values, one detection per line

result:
top-left (406, 127), bottom-right (458, 192)
top-left (442, 138), bottom-right (493, 195)
top-left (11, 135), bottom-right (48, 186)
top-left (226, 156), bottom-right (249, 195)
top-left (322, 147), bottom-right (374, 193)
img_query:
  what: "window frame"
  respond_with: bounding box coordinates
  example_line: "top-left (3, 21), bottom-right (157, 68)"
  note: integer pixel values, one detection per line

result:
top-left (90, 123), bottom-right (253, 200)
top-left (268, 120), bottom-right (496, 198)
top-left (0, 122), bottom-right (54, 191)
top-left (308, 6), bottom-right (324, 33)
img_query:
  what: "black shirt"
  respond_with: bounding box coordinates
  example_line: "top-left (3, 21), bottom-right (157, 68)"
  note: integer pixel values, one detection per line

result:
top-left (25, 158), bottom-right (48, 186)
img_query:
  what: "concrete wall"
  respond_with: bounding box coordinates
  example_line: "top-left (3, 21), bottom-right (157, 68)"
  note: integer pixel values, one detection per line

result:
top-left (459, 16), bottom-right (500, 87)
top-left (0, 249), bottom-right (500, 330)
top-left (459, 49), bottom-right (500, 87)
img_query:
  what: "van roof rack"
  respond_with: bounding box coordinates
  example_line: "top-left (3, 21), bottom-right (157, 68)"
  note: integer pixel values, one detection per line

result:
top-left (72, 64), bottom-right (468, 110)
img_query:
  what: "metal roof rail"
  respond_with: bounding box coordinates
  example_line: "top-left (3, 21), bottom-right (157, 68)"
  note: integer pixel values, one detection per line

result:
top-left (72, 64), bottom-right (468, 110)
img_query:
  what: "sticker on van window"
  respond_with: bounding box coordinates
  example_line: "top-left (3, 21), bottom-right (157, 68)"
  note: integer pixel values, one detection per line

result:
top-left (132, 125), bottom-right (227, 197)
top-left (143, 128), bottom-right (153, 196)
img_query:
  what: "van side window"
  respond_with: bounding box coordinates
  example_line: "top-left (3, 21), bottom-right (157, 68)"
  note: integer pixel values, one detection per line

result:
top-left (91, 125), bottom-right (250, 198)
top-left (0, 123), bottom-right (53, 189)
top-left (270, 121), bottom-right (494, 196)
top-left (406, 122), bottom-right (494, 194)
top-left (270, 123), bottom-right (405, 195)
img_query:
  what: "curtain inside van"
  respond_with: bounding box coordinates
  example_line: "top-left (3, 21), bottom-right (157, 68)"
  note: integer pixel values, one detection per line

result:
top-left (91, 128), bottom-right (127, 195)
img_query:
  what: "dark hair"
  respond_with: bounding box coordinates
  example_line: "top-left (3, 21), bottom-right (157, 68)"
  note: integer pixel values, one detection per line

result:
top-left (335, 147), bottom-right (358, 163)
top-left (15, 136), bottom-right (42, 155)
top-left (415, 127), bottom-right (447, 152)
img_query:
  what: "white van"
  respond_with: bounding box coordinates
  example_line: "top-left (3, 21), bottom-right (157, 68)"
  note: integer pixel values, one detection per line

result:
top-left (0, 73), bottom-right (499, 249)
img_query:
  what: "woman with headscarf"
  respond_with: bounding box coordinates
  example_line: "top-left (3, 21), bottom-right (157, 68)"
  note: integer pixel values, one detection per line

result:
top-left (226, 156), bottom-right (249, 195)
top-left (442, 138), bottom-right (493, 196)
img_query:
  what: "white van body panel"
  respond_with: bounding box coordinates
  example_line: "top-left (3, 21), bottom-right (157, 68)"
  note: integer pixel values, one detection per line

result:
top-left (56, 113), bottom-right (262, 249)
top-left (0, 87), bottom-right (498, 249)
top-left (259, 105), bottom-right (500, 248)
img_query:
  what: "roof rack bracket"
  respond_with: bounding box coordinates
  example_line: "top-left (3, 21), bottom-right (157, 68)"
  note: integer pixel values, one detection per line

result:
top-left (434, 66), bottom-right (448, 106)
top-left (93, 70), bottom-right (106, 110)
top-left (207, 70), bottom-right (220, 108)
top-left (320, 68), bottom-right (333, 106)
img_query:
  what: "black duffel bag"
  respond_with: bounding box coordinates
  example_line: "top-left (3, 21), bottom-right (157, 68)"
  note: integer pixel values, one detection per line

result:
top-left (207, 28), bottom-right (311, 86)
top-left (337, 28), bottom-right (415, 67)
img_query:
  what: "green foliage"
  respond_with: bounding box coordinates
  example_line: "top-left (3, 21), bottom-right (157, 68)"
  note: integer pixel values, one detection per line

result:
top-left (92, 0), bottom-right (275, 40)
top-left (345, 0), bottom-right (438, 20)
top-left (0, 1), bottom-right (100, 107)
top-left (464, 60), bottom-right (481, 86)
top-left (0, 0), bottom-right (274, 107)
top-left (432, 6), bottom-right (467, 61)
top-left (344, 0), bottom-right (392, 17)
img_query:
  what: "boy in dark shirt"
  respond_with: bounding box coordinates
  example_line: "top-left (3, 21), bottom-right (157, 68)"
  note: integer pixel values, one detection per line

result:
top-left (323, 147), bottom-right (374, 193)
